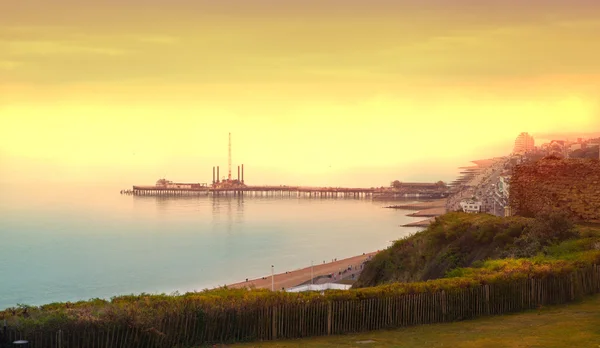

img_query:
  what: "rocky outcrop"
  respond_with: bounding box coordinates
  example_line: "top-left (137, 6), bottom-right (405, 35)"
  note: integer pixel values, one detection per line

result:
top-left (510, 157), bottom-right (600, 222)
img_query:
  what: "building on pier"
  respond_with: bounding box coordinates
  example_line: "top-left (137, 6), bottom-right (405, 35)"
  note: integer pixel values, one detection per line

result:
top-left (211, 164), bottom-right (247, 189)
top-left (156, 179), bottom-right (207, 189)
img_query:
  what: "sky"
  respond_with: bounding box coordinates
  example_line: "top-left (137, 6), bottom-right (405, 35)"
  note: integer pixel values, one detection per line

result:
top-left (1, 0), bottom-right (600, 187)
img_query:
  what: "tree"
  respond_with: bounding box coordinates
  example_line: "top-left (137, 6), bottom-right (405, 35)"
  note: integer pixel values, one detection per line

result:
top-left (391, 180), bottom-right (402, 189)
top-left (570, 146), bottom-right (599, 159)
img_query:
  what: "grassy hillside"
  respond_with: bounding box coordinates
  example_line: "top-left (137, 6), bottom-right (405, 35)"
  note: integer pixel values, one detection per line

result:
top-left (232, 294), bottom-right (600, 348)
top-left (354, 211), bottom-right (600, 288)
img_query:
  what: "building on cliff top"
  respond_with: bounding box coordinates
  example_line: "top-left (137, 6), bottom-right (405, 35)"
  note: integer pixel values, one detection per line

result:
top-left (460, 199), bottom-right (482, 213)
top-left (513, 132), bottom-right (535, 155)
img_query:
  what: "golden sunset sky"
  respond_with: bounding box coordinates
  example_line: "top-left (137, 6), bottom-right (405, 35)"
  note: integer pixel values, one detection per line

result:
top-left (1, 0), bottom-right (599, 187)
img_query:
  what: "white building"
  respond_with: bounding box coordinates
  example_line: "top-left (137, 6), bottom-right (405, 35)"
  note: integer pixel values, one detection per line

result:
top-left (460, 199), bottom-right (482, 213)
top-left (513, 132), bottom-right (535, 154)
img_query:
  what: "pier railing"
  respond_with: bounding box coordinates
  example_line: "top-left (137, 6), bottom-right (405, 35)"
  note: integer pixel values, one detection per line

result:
top-left (3, 265), bottom-right (600, 347)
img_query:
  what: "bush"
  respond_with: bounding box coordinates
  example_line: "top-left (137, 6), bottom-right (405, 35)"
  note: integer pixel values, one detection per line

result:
top-left (501, 232), bottom-right (543, 258)
top-left (529, 208), bottom-right (577, 242)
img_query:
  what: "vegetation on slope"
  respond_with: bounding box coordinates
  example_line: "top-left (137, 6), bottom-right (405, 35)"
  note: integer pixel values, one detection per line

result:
top-left (354, 211), bottom-right (594, 288)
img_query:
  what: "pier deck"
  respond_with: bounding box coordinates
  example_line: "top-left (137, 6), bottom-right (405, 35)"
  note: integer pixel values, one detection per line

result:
top-left (120, 185), bottom-right (449, 198)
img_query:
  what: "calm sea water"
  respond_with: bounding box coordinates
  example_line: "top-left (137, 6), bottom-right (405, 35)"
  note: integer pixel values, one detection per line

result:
top-left (0, 183), bottom-right (420, 309)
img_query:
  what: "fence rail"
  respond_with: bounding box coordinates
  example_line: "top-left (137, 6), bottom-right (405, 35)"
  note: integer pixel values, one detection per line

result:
top-left (3, 265), bottom-right (600, 347)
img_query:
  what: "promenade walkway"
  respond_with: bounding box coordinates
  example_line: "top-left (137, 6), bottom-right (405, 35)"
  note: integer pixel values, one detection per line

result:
top-left (228, 252), bottom-right (378, 291)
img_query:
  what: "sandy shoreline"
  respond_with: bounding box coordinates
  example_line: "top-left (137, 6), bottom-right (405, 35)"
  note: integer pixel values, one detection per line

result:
top-left (384, 199), bottom-right (446, 210)
top-left (407, 206), bottom-right (446, 217)
top-left (228, 252), bottom-right (378, 290)
top-left (402, 217), bottom-right (436, 227)
top-left (397, 199), bottom-right (447, 226)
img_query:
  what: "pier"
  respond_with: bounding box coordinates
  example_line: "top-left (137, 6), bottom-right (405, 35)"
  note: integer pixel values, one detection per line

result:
top-left (120, 185), bottom-right (450, 199)
top-left (121, 186), bottom-right (377, 198)
top-left (119, 133), bottom-right (449, 200)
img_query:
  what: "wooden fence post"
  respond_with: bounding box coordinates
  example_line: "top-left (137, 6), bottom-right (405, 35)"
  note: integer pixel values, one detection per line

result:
top-left (327, 302), bottom-right (332, 335)
top-left (529, 278), bottom-right (534, 309)
top-left (440, 290), bottom-right (446, 321)
top-left (272, 306), bottom-right (278, 340)
top-left (485, 284), bottom-right (490, 315)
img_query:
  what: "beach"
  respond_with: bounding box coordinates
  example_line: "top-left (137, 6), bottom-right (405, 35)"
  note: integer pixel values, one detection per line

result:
top-left (384, 199), bottom-right (447, 211)
top-left (402, 217), bottom-right (436, 227)
top-left (407, 206), bottom-right (446, 217)
top-left (398, 199), bottom-right (447, 227)
top-left (228, 252), bottom-right (378, 290)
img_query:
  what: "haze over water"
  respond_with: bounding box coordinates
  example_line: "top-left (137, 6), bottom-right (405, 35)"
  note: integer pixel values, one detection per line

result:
top-left (0, 183), bottom-right (419, 309)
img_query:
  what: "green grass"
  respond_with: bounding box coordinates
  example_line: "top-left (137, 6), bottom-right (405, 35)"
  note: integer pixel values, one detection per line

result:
top-left (231, 294), bottom-right (600, 348)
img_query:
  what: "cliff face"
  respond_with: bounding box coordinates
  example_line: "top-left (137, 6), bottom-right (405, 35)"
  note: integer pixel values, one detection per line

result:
top-left (510, 158), bottom-right (600, 222)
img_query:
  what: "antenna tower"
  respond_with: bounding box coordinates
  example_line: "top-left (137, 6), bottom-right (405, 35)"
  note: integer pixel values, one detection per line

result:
top-left (228, 132), bottom-right (232, 180)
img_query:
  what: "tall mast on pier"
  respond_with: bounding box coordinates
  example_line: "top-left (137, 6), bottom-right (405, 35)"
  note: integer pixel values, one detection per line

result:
top-left (228, 132), bottom-right (232, 180)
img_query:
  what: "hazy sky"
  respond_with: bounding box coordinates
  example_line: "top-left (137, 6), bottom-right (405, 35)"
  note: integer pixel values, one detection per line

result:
top-left (1, 0), bottom-right (599, 187)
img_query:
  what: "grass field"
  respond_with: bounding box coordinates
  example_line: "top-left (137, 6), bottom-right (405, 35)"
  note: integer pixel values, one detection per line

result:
top-left (231, 294), bottom-right (600, 348)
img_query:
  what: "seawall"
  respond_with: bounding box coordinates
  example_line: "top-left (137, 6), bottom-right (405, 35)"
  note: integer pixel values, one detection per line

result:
top-left (510, 158), bottom-right (600, 222)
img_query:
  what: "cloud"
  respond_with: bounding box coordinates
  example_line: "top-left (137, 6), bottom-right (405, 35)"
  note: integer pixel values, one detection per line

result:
top-left (1, 2), bottom-right (599, 85)
top-left (134, 35), bottom-right (180, 44)
top-left (2, 40), bottom-right (128, 57)
top-left (0, 61), bottom-right (23, 70)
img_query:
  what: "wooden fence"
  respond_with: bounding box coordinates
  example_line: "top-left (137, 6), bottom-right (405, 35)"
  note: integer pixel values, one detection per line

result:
top-left (3, 265), bottom-right (600, 347)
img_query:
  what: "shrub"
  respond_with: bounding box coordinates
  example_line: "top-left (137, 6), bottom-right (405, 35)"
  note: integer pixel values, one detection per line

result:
top-left (529, 208), bottom-right (577, 242)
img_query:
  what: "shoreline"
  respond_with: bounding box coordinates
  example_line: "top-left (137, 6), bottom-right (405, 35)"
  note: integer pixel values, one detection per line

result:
top-left (384, 199), bottom-right (446, 210)
top-left (227, 252), bottom-right (379, 291)
top-left (400, 199), bottom-right (446, 227)
top-left (402, 217), bottom-right (436, 227)
top-left (406, 206), bottom-right (446, 217)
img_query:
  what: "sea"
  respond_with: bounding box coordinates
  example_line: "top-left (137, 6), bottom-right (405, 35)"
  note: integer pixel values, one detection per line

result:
top-left (0, 183), bottom-right (421, 310)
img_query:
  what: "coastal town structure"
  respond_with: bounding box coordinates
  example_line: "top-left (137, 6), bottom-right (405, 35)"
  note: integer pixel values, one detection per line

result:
top-left (510, 157), bottom-right (600, 222)
top-left (513, 132), bottom-right (535, 154)
top-left (446, 133), bottom-right (600, 218)
top-left (460, 199), bottom-right (482, 213)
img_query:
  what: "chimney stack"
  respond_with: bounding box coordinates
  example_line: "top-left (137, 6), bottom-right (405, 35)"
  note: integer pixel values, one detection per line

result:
top-left (212, 166), bottom-right (215, 184)
top-left (217, 166), bottom-right (220, 183)
top-left (238, 166), bottom-right (240, 182)
top-left (241, 164), bottom-right (244, 184)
